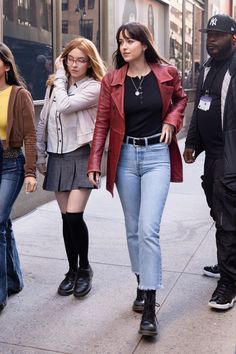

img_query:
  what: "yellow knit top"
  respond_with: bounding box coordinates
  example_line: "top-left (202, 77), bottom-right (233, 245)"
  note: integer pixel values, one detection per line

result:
top-left (0, 86), bottom-right (12, 140)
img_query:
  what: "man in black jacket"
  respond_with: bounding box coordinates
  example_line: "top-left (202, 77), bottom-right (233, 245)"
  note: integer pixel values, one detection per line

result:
top-left (184, 14), bottom-right (236, 310)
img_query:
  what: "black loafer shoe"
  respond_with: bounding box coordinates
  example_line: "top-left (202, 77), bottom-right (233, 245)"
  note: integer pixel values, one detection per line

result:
top-left (74, 265), bottom-right (93, 298)
top-left (58, 269), bottom-right (77, 296)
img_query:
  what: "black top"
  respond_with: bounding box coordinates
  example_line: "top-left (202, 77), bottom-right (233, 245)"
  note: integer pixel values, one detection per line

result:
top-left (124, 71), bottom-right (162, 137)
top-left (197, 56), bottom-right (232, 157)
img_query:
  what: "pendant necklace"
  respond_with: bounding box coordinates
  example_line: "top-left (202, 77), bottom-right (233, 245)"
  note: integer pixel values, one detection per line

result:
top-left (130, 76), bottom-right (145, 96)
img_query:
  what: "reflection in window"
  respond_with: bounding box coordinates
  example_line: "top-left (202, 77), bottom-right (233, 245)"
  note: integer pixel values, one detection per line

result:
top-left (62, 0), bottom-right (100, 51)
top-left (62, 20), bottom-right (69, 33)
top-left (184, 1), bottom-right (193, 88)
top-left (80, 19), bottom-right (93, 40)
top-left (193, 6), bottom-right (202, 86)
top-left (62, 0), bottom-right (69, 11)
top-left (3, 0), bottom-right (53, 100)
top-left (88, 0), bottom-right (95, 9)
top-left (122, 0), bottom-right (137, 23)
top-left (169, 1), bottom-right (183, 75)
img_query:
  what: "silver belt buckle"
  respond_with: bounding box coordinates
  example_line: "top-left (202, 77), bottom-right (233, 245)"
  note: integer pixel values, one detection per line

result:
top-left (133, 138), bottom-right (139, 147)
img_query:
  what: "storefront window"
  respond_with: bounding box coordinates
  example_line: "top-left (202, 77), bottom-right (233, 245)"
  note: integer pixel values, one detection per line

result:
top-left (192, 6), bottom-right (202, 86)
top-left (233, 0), bottom-right (236, 17)
top-left (169, 0), bottom-right (183, 75)
top-left (62, 0), bottom-right (100, 51)
top-left (3, 0), bottom-right (53, 101)
top-left (184, 1), bottom-right (194, 88)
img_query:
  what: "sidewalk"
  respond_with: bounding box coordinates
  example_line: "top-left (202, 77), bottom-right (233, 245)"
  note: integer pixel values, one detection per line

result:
top-left (0, 140), bottom-right (235, 354)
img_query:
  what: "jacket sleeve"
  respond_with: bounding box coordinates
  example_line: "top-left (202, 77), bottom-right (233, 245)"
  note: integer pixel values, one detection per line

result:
top-left (54, 69), bottom-right (101, 114)
top-left (20, 89), bottom-right (37, 177)
top-left (185, 67), bottom-right (205, 151)
top-left (185, 105), bottom-right (198, 149)
top-left (36, 86), bottom-right (51, 164)
top-left (87, 73), bottom-right (111, 173)
top-left (163, 67), bottom-right (187, 134)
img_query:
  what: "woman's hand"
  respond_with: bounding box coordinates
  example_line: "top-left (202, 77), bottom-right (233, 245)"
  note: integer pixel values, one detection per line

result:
top-left (55, 55), bottom-right (64, 70)
top-left (88, 172), bottom-right (101, 189)
top-left (160, 123), bottom-right (175, 145)
top-left (24, 176), bottom-right (37, 193)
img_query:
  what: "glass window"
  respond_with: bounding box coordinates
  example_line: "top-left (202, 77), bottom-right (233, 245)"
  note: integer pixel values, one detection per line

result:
top-left (3, 0), bottom-right (53, 100)
top-left (169, 0), bottom-right (183, 75)
top-left (62, 0), bottom-right (69, 11)
top-left (88, 0), bottom-right (95, 9)
top-left (233, 0), bottom-right (236, 17)
top-left (62, 20), bottom-right (69, 33)
top-left (193, 6), bottom-right (202, 86)
top-left (80, 19), bottom-right (93, 40)
top-left (62, 0), bottom-right (100, 51)
top-left (184, 1), bottom-right (194, 88)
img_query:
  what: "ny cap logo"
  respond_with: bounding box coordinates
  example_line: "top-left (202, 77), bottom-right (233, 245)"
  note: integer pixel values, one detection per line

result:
top-left (209, 17), bottom-right (217, 26)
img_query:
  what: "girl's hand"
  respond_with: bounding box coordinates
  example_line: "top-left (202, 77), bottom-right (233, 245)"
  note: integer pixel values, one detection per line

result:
top-left (55, 55), bottom-right (64, 70)
top-left (160, 123), bottom-right (175, 145)
top-left (88, 172), bottom-right (101, 188)
top-left (24, 176), bottom-right (37, 193)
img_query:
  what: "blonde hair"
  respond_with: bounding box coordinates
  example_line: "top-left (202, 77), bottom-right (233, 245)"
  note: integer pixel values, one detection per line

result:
top-left (47, 37), bottom-right (106, 87)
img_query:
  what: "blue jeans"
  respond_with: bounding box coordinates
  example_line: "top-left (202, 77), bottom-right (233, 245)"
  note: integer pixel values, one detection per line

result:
top-left (116, 142), bottom-right (170, 290)
top-left (0, 151), bottom-right (24, 305)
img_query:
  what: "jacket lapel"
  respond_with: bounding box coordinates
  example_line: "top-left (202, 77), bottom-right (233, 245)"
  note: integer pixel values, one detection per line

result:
top-left (110, 65), bottom-right (128, 119)
top-left (150, 63), bottom-right (176, 119)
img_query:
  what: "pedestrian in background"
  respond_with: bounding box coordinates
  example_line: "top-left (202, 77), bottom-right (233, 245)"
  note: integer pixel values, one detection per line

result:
top-left (183, 14), bottom-right (236, 310)
top-left (0, 42), bottom-right (37, 312)
top-left (88, 22), bottom-right (187, 336)
top-left (36, 37), bottom-right (106, 298)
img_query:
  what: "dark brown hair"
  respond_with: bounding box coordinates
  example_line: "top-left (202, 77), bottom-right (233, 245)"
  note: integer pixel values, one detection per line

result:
top-left (113, 22), bottom-right (168, 69)
top-left (0, 42), bottom-right (25, 87)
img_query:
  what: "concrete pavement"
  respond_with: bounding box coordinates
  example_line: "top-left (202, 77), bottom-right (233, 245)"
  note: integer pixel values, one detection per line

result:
top-left (0, 140), bottom-right (236, 354)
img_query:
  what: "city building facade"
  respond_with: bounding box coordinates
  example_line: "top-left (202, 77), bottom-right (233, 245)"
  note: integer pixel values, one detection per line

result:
top-left (1, 0), bottom-right (235, 215)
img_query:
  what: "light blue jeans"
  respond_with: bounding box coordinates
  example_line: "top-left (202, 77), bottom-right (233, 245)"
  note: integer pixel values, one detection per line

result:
top-left (0, 147), bottom-right (24, 305)
top-left (116, 142), bottom-right (170, 290)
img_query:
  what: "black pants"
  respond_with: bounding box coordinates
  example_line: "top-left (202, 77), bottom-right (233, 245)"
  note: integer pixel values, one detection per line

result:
top-left (201, 156), bottom-right (236, 283)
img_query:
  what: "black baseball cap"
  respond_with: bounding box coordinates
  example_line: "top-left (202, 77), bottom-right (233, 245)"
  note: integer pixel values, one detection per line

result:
top-left (199, 14), bottom-right (236, 34)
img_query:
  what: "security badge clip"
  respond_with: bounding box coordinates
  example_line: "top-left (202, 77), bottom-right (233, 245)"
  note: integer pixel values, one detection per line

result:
top-left (198, 91), bottom-right (212, 111)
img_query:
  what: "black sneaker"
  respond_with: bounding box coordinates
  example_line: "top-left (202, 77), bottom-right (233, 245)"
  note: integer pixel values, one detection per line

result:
top-left (203, 264), bottom-right (220, 278)
top-left (208, 281), bottom-right (236, 310)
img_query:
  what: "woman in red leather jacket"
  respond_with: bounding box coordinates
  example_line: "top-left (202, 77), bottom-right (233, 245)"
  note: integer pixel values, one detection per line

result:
top-left (88, 22), bottom-right (187, 336)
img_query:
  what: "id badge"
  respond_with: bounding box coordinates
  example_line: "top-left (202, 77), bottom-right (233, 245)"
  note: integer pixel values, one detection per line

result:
top-left (198, 95), bottom-right (212, 111)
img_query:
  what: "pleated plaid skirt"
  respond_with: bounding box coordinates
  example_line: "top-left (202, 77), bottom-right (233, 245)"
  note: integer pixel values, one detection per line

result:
top-left (43, 144), bottom-right (93, 192)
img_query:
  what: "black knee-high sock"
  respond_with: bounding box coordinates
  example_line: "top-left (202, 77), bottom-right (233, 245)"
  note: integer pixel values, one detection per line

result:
top-left (61, 213), bottom-right (78, 271)
top-left (66, 212), bottom-right (89, 269)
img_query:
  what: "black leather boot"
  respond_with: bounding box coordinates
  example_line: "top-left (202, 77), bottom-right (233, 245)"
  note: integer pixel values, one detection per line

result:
top-left (74, 265), bottom-right (93, 298)
top-left (58, 269), bottom-right (77, 296)
top-left (132, 274), bottom-right (145, 312)
top-left (139, 290), bottom-right (158, 336)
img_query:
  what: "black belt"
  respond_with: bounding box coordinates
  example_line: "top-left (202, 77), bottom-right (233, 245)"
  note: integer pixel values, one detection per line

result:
top-left (123, 135), bottom-right (161, 146)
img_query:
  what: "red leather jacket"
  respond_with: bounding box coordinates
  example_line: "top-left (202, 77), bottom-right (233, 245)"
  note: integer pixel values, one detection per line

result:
top-left (88, 63), bottom-right (187, 195)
